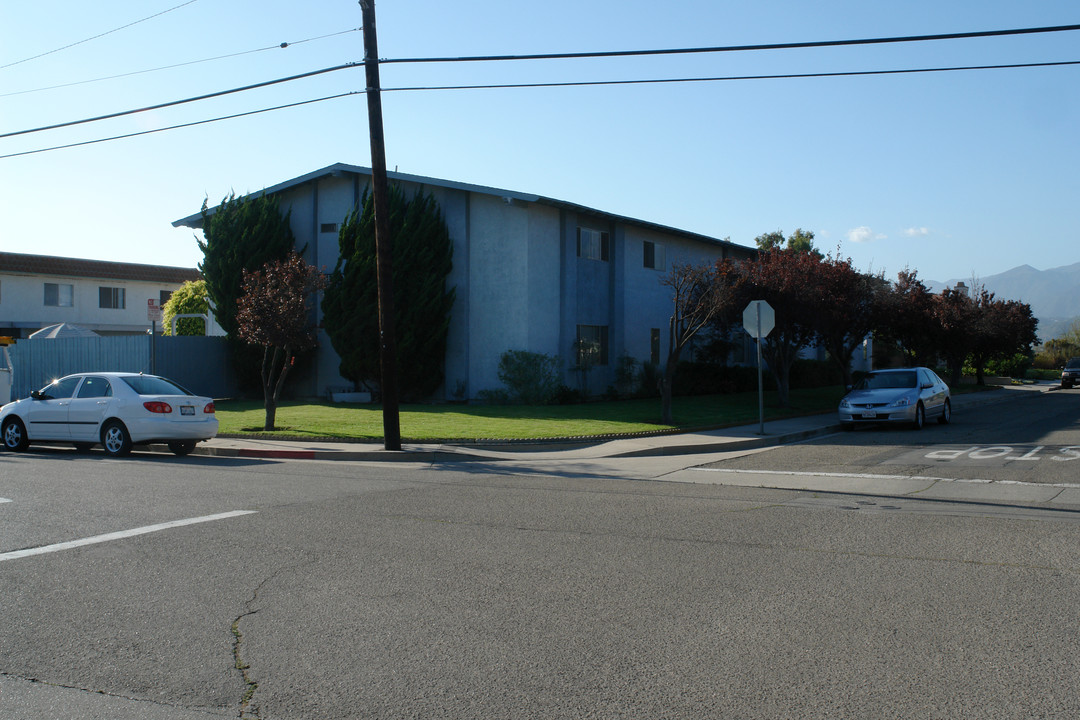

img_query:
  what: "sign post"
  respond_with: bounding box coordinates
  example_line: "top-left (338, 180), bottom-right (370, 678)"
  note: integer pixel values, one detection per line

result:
top-left (147, 299), bottom-right (163, 375)
top-left (742, 300), bottom-right (775, 435)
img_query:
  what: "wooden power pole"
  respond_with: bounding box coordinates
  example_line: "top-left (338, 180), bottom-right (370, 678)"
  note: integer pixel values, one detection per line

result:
top-left (359, 0), bottom-right (402, 451)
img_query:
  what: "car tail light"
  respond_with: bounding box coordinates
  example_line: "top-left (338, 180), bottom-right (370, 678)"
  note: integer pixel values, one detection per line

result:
top-left (204, 402), bottom-right (215, 414)
top-left (143, 401), bottom-right (172, 414)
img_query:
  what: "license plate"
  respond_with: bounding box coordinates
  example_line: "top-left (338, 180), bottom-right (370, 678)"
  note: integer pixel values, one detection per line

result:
top-left (860, 411), bottom-right (876, 418)
top-left (180, 406), bottom-right (195, 416)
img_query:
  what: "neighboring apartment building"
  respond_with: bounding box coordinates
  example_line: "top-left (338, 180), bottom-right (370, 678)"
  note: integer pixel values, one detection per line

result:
top-left (174, 164), bottom-right (757, 400)
top-left (0, 252), bottom-right (202, 339)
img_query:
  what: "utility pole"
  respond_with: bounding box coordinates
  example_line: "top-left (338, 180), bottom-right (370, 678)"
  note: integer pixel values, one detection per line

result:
top-left (359, 0), bottom-right (401, 451)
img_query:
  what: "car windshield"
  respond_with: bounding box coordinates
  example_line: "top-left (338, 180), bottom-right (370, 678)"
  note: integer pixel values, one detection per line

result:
top-left (1067, 358), bottom-right (1080, 369)
top-left (855, 372), bottom-right (917, 391)
top-left (121, 375), bottom-right (193, 396)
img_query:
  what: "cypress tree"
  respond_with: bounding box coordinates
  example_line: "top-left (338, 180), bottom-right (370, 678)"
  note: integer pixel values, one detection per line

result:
top-left (322, 185), bottom-right (455, 401)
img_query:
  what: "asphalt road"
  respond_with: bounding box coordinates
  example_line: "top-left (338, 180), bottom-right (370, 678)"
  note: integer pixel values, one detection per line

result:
top-left (2, 392), bottom-right (1079, 719)
top-left (705, 386), bottom-right (1080, 485)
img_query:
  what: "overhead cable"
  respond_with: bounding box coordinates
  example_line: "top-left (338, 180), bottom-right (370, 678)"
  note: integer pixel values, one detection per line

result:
top-left (1, 28), bottom-right (361, 98)
top-left (377, 23), bottom-right (1080, 65)
top-left (380, 59), bottom-right (1080, 92)
top-left (6, 56), bottom-right (1078, 160)
top-left (0, 92), bottom-right (358, 159)
top-left (1, 0), bottom-right (199, 70)
top-left (0, 63), bottom-right (359, 139)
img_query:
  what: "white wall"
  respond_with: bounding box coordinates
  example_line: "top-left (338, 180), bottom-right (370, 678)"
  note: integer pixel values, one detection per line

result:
top-left (0, 273), bottom-right (191, 335)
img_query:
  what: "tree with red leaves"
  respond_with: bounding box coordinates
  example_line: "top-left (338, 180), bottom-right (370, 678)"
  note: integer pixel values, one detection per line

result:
top-left (932, 286), bottom-right (978, 386)
top-left (813, 255), bottom-right (887, 388)
top-left (968, 289), bottom-right (1039, 384)
top-left (877, 269), bottom-right (938, 368)
top-left (660, 260), bottom-right (744, 423)
top-left (742, 244), bottom-right (823, 407)
top-left (236, 252), bottom-right (328, 430)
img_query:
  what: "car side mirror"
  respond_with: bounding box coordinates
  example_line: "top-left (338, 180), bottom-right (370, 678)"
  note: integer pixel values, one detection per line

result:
top-left (30, 390), bottom-right (43, 400)
top-left (845, 384), bottom-right (853, 392)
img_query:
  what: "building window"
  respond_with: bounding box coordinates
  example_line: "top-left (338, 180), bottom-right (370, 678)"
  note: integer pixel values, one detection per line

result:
top-left (643, 241), bottom-right (665, 270)
top-left (99, 286), bottom-right (126, 309)
top-left (576, 228), bottom-right (610, 261)
top-left (44, 282), bottom-right (74, 307)
top-left (650, 328), bottom-right (661, 365)
top-left (576, 325), bottom-right (609, 366)
top-left (159, 290), bottom-right (173, 306)
top-left (320, 223), bottom-right (339, 233)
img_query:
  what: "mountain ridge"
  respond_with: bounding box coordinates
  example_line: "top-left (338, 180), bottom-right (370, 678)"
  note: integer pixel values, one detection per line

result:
top-left (925, 261), bottom-right (1080, 341)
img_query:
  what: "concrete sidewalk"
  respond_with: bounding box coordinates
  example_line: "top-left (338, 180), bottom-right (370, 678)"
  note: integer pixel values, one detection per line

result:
top-left (173, 382), bottom-right (1080, 510)
top-left (191, 382), bottom-right (1054, 463)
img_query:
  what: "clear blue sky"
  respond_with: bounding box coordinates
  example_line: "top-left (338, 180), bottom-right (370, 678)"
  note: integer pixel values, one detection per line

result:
top-left (2, 0), bottom-right (1077, 285)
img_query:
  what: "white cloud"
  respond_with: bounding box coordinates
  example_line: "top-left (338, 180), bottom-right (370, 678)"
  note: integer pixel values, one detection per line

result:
top-left (846, 226), bottom-right (885, 243)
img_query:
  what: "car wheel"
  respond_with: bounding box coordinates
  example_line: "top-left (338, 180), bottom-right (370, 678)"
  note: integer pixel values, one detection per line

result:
top-left (73, 442), bottom-right (95, 453)
top-left (101, 420), bottom-right (132, 457)
top-left (937, 399), bottom-right (951, 425)
top-left (2, 417), bottom-right (29, 452)
top-left (168, 441), bottom-right (196, 456)
top-left (912, 403), bottom-right (925, 430)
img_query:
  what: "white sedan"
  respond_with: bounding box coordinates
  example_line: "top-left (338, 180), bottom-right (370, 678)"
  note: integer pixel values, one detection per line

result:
top-left (0, 372), bottom-right (218, 457)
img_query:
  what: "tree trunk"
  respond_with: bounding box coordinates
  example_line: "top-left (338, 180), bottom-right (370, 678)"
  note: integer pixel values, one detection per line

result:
top-left (659, 363), bottom-right (677, 425)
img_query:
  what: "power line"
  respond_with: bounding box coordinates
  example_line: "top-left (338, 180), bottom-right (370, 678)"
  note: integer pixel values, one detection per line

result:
top-left (1, 28), bottom-right (361, 98)
top-left (0, 92), bottom-right (358, 160)
top-left (378, 23), bottom-right (1080, 65)
top-left (0, 63), bottom-right (360, 139)
top-left (1, 0), bottom-right (199, 70)
top-left (6, 56), bottom-right (1077, 160)
top-left (380, 58), bottom-right (1080, 93)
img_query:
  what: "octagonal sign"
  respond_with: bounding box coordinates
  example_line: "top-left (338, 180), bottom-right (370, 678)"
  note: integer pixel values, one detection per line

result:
top-left (742, 300), bottom-right (775, 339)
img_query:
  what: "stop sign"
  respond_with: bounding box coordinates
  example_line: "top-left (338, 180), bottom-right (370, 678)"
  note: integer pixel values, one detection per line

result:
top-left (743, 300), bottom-right (775, 339)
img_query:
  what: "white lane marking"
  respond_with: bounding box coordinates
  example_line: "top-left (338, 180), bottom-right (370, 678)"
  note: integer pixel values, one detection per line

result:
top-left (692, 467), bottom-right (1080, 489)
top-left (0, 510), bottom-right (256, 562)
top-left (0, 498), bottom-right (11, 504)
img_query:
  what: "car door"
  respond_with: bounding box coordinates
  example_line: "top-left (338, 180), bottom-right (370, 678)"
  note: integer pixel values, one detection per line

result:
top-left (25, 376), bottom-right (82, 440)
top-left (918, 369), bottom-right (944, 417)
top-left (67, 375), bottom-right (114, 442)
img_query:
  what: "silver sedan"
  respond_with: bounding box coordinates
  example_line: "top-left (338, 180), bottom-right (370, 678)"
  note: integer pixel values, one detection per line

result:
top-left (839, 367), bottom-right (951, 430)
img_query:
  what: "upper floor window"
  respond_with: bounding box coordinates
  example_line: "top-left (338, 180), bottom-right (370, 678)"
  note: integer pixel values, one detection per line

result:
top-left (643, 241), bottom-right (665, 270)
top-left (44, 282), bottom-right (74, 307)
top-left (577, 228), bottom-right (610, 261)
top-left (159, 290), bottom-right (173, 306)
top-left (99, 286), bottom-right (126, 309)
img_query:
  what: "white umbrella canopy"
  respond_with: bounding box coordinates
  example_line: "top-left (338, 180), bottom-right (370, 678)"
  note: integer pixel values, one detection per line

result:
top-left (28, 323), bottom-right (100, 339)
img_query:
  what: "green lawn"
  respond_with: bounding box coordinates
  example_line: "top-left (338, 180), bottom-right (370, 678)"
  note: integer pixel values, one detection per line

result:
top-left (215, 385), bottom-right (849, 441)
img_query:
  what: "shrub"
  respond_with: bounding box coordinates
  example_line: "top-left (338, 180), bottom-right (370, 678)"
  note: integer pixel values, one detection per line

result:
top-left (497, 350), bottom-right (562, 404)
top-left (986, 352), bottom-right (1033, 378)
top-left (476, 388), bottom-right (510, 405)
top-left (672, 362), bottom-right (764, 396)
top-left (553, 385), bottom-right (584, 405)
top-left (635, 362), bottom-right (661, 398)
top-left (788, 359), bottom-right (844, 389)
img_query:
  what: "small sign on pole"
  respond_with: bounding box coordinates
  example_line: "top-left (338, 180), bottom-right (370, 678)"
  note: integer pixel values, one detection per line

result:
top-left (743, 300), bottom-right (775, 435)
top-left (147, 299), bottom-right (163, 324)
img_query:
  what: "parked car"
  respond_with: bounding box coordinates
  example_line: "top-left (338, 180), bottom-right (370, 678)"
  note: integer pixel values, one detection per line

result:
top-left (1061, 357), bottom-right (1080, 389)
top-left (838, 367), bottom-right (951, 430)
top-left (0, 372), bottom-right (217, 457)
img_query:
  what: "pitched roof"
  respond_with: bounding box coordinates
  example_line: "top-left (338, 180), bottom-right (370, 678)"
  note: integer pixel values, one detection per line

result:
top-left (0, 252), bottom-right (201, 284)
top-left (173, 163), bottom-right (755, 257)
